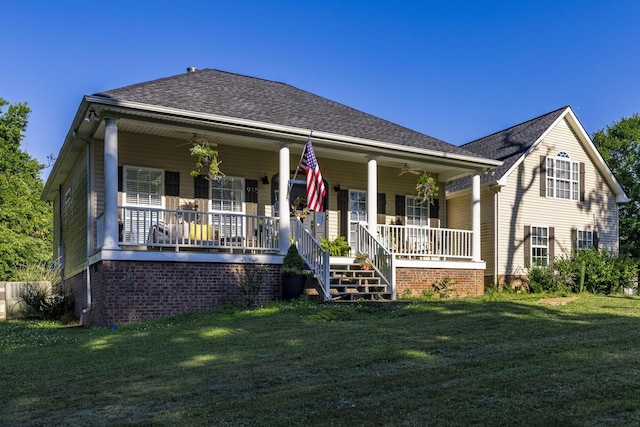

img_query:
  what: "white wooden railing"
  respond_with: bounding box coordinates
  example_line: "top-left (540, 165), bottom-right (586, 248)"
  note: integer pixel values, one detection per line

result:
top-left (376, 224), bottom-right (473, 260)
top-left (291, 217), bottom-right (331, 301)
top-left (99, 206), bottom-right (280, 253)
top-left (355, 223), bottom-right (393, 290)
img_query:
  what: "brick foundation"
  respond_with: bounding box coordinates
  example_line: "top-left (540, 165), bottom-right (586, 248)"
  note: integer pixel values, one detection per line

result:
top-left (396, 267), bottom-right (484, 297)
top-left (67, 260), bottom-right (281, 327)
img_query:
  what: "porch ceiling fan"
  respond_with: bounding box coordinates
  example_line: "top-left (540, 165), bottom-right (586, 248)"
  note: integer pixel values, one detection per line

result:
top-left (398, 163), bottom-right (421, 176)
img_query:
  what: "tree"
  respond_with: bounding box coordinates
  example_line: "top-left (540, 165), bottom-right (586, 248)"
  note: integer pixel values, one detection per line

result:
top-left (592, 114), bottom-right (640, 258)
top-left (0, 97), bottom-right (52, 280)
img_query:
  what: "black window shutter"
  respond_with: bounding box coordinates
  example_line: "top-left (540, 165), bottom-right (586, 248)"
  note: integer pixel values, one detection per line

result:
top-left (338, 189), bottom-right (349, 237)
top-left (593, 231), bottom-right (599, 248)
top-left (194, 175), bottom-right (209, 199)
top-left (377, 193), bottom-right (386, 214)
top-left (430, 198), bottom-right (440, 219)
top-left (579, 162), bottom-right (585, 201)
top-left (540, 156), bottom-right (547, 197)
top-left (245, 179), bottom-right (258, 203)
top-left (549, 227), bottom-right (555, 261)
top-left (165, 171), bottom-right (180, 197)
top-left (395, 195), bottom-right (406, 225)
top-left (524, 225), bottom-right (531, 267)
top-left (118, 166), bottom-right (123, 192)
top-left (571, 228), bottom-right (577, 253)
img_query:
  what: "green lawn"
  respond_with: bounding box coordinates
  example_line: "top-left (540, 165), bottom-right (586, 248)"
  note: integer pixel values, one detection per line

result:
top-left (2, 294), bottom-right (640, 426)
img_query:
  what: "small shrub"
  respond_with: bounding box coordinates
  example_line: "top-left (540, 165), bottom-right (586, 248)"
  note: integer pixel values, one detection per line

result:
top-left (235, 257), bottom-right (269, 307)
top-left (14, 260), bottom-right (75, 321)
top-left (432, 276), bottom-right (458, 299)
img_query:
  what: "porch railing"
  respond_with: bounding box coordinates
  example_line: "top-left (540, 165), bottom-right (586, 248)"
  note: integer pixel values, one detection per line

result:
top-left (376, 224), bottom-right (473, 260)
top-left (103, 206), bottom-right (280, 253)
top-left (291, 217), bottom-right (331, 302)
top-left (355, 223), bottom-right (393, 290)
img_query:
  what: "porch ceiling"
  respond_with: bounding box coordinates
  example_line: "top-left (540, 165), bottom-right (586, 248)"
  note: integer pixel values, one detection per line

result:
top-left (84, 109), bottom-right (495, 181)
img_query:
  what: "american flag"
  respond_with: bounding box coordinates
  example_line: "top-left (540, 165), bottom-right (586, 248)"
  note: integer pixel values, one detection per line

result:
top-left (300, 137), bottom-right (326, 212)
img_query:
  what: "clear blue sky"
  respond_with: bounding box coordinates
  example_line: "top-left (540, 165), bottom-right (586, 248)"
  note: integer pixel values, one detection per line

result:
top-left (2, 1), bottom-right (639, 181)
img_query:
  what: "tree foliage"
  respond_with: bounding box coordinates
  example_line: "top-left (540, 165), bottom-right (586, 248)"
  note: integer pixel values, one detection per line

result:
top-left (0, 97), bottom-right (52, 280)
top-left (592, 114), bottom-right (640, 258)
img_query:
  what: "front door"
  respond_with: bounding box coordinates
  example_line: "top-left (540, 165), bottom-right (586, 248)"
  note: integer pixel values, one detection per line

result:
top-left (349, 190), bottom-right (367, 248)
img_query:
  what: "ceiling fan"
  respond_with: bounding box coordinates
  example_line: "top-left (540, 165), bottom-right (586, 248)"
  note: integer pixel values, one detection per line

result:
top-left (398, 163), bottom-right (421, 176)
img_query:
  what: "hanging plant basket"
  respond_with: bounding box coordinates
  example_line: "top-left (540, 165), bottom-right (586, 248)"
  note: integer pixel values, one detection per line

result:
top-left (415, 173), bottom-right (439, 205)
top-left (190, 141), bottom-right (223, 180)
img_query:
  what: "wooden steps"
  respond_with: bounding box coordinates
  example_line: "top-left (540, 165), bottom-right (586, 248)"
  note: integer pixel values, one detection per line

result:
top-left (327, 261), bottom-right (391, 301)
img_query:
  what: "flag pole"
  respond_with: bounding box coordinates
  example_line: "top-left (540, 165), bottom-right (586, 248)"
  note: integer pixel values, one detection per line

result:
top-left (288, 130), bottom-right (313, 198)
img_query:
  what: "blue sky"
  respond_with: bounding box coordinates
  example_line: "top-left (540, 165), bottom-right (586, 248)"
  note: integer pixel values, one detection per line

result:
top-left (2, 1), bottom-right (639, 181)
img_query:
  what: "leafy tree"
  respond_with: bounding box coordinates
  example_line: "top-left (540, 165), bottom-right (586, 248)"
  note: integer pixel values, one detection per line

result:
top-left (0, 97), bottom-right (52, 280)
top-left (592, 114), bottom-right (640, 258)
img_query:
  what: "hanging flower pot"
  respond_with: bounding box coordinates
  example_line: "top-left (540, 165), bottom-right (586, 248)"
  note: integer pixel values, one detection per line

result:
top-left (190, 141), bottom-right (223, 180)
top-left (415, 173), bottom-right (439, 205)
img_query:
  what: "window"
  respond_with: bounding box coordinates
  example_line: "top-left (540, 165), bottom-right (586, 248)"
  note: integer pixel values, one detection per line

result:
top-left (122, 166), bottom-right (164, 243)
top-left (405, 196), bottom-right (430, 226)
top-left (124, 166), bottom-right (164, 207)
top-left (531, 226), bottom-right (549, 266)
top-left (577, 229), bottom-right (593, 250)
top-left (211, 177), bottom-right (244, 212)
top-left (546, 151), bottom-right (579, 201)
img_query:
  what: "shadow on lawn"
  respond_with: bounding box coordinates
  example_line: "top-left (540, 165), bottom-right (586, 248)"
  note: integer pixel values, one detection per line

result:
top-left (4, 296), bottom-right (640, 425)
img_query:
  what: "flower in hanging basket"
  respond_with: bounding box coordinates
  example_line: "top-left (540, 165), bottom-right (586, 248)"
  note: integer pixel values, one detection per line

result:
top-left (415, 173), bottom-right (439, 205)
top-left (190, 141), bottom-right (224, 180)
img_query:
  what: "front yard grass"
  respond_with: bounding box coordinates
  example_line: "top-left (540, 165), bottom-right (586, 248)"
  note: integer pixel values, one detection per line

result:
top-left (2, 294), bottom-right (640, 426)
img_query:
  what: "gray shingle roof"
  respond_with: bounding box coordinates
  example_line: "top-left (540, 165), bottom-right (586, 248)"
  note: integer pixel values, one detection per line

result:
top-left (447, 106), bottom-right (568, 192)
top-left (95, 68), bottom-right (483, 158)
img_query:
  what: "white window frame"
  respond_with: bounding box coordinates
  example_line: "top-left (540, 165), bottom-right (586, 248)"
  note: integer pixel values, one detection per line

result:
top-left (405, 196), bottom-right (430, 227)
top-left (530, 225), bottom-right (549, 267)
top-left (210, 176), bottom-right (245, 213)
top-left (210, 177), bottom-right (245, 242)
top-left (577, 229), bottom-right (594, 250)
top-left (122, 165), bottom-right (165, 243)
top-left (546, 151), bottom-right (579, 201)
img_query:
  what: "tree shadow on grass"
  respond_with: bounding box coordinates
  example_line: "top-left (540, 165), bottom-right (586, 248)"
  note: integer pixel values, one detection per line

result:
top-left (3, 296), bottom-right (640, 426)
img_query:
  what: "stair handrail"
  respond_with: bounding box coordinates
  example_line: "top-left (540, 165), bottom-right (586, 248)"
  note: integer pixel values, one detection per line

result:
top-left (290, 217), bottom-right (331, 301)
top-left (355, 223), bottom-right (393, 292)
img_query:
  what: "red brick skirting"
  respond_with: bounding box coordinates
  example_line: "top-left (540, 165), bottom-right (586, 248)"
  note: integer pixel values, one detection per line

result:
top-left (67, 260), bottom-right (281, 327)
top-left (396, 267), bottom-right (484, 297)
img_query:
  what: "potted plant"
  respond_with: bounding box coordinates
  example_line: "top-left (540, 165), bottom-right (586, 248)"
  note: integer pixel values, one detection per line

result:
top-left (190, 141), bottom-right (223, 180)
top-left (320, 236), bottom-right (351, 256)
top-left (415, 173), bottom-right (439, 205)
top-left (355, 252), bottom-right (373, 270)
top-left (281, 244), bottom-right (308, 300)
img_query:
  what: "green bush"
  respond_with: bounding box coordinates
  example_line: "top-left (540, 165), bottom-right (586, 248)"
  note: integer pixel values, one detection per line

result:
top-left (320, 236), bottom-right (351, 256)
top-left (527, 248), bottom-right (637, 295)
top-left (14, 261), bottom-right (75, 321)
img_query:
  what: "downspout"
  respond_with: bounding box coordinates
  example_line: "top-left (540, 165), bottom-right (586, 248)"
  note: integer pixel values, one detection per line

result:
top-left (85, 139), bottom-right (92, 318)
top-left (494, 189), bottom-right (499, 286)
top-left (58, 185), bottom-right (64, 289)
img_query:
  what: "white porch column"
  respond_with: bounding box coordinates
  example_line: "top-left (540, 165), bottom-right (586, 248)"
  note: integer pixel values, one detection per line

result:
top-left (367, 156), bottom-right (378, 234)
top-left (279, 144), bottom-right (291, 255)
top-left (103, 117), bottom-right (119, 250)
top-left (471, 172), bottom-right (481, 262)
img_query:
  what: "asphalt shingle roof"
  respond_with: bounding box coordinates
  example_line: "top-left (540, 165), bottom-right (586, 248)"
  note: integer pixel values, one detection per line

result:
top-left (95, 68), bottom-right (484, 158)
top-left (447, 106), bottom-right (568, 192)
